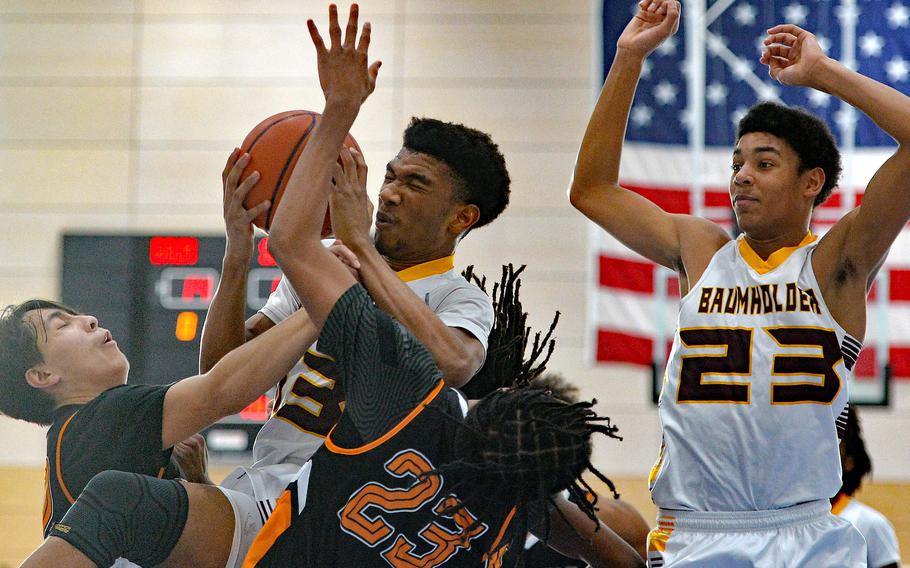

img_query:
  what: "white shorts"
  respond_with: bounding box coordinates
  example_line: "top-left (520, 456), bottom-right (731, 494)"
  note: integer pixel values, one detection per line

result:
top-left (217, 486), bottom-right (266, 568)
top-left (647, 500), bottom-right (867, 568)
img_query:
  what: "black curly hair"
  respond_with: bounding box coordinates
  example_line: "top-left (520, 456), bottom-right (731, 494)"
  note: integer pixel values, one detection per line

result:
top-left (403, 117), bottom-right (511, 230)
top-left (737, 101), bottom-right (842, 207)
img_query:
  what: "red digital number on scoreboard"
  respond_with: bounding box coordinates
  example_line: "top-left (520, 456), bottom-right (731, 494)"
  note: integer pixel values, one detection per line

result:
top-left (149, 237), bottom-right (199, 266)
top-left (156, 267), bottom-right (219, 310)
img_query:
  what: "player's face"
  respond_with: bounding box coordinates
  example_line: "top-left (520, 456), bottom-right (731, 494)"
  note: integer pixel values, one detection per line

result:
top-left (730, 132), bottom-right (812, 238)
top-left (374, 148), bottom-right (464, 260)
top-left (25, 309), bottom-right (129, 391)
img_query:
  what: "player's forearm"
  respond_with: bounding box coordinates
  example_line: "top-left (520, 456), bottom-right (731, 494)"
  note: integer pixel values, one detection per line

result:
top-left (813, 57), bottom-right (910, 145)
top-left (541, 501), bottom-right (645, 568)
top-left (208, 308), bottom-right (318, 415)
top-left (198, 250), bottom-right (250, 373)
top-left (269, 98), bottom-right (360, 252)
top-left (570, 49), bottom-right (644, 205)
top-left (353, 242), bottom-right (478, 386)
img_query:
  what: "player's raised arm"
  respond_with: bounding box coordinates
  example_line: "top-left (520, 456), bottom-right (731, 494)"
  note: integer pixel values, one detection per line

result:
top-left (267, 3), bottom-right (380, 327)
top-left (570, 0), bottom-right (727, 274)
top-left (198, 149), bottom-right (276, 373)
top-left (764, 25), bottom-right (910, 290)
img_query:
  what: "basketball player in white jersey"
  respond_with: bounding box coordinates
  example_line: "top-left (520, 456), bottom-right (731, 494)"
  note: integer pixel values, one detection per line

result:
top-left (571, 0), bottom-right (910, 565)
top-left (832, 406), bottom-right (901, 568)
top-left (199, 13), bottom-right (508, 509)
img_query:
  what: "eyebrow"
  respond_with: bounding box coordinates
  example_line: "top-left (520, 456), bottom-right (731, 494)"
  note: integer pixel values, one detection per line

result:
top-left (733, 146), bottom-right (781, 156)
top-left (386, 163), bottom-right (432, 185)
top-left (44, 310), bottom-right (69, 326)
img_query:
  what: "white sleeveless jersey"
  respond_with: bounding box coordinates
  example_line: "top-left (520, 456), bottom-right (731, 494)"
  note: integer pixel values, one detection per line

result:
top-left (835, 495), bottom-right (902, 568)
top-left (251, 255), bottom-right (492, 471)
top-left (650, 234), bottom-right (858, 512)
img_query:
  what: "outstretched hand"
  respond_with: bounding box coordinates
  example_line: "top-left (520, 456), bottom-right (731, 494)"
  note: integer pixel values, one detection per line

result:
top-left (329, 146), bottom-right (373, 249)
top-left (617, 0), bottom-right (681, 59)
top-left (221, 148), bottom-right (269, 257)
top-left (761, 24), bottom-right (828, 87)
top-left (308, 4), bottom-right (381, 107)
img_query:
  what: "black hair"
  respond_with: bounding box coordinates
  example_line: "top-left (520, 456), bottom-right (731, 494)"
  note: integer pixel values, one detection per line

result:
top-left (459, 264), bottom-right (558, 399)
top-left (403, 117), bottom-right (510, 230)
top-left (440, 265), bottom-right (620, 565)
top-left (840, 405), bottom-right (872, 497)
top-left (0, 299), bottom-right (77, 425)
top-left (736, 101), bottom-right (842, 207)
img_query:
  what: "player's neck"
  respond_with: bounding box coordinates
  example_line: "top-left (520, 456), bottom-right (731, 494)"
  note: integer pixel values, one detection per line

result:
top-left (383, 246), bottom-right (456, 273)
top-left (742, 228), bottom-right (811, 260)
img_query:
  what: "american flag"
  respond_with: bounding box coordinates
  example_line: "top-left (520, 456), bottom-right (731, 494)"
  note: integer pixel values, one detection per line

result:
top-left (591, 0), bottom-right (910, 397)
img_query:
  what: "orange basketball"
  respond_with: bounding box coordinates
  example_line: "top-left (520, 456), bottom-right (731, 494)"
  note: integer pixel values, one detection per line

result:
top-left (239, 110), bottom-right (361, 232)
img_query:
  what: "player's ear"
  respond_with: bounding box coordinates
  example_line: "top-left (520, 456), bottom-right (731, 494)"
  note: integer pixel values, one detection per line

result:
top-left (449, 203), bottom-right (480, 236)
top-left (803, 166), bottom-right (825, 201)
top-left (25, 365), bottom-right (61, 390)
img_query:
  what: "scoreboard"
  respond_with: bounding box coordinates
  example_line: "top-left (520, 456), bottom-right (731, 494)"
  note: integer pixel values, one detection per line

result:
top-left (61, 234), bottom-right (282, 452)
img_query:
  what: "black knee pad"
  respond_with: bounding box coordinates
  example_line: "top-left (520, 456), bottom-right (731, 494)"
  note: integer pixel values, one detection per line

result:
top-left (49, 471), bottom-right (189, 567)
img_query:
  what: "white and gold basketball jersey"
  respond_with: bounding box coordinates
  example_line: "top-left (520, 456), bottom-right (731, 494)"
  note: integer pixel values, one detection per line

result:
top-left (221, 255), bottom-right (493, 503)
top-left (650, 233), bottom-right (858, 512)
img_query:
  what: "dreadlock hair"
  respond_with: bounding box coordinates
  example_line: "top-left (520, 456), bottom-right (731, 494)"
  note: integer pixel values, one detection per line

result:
top-left (459, 264), bottom-right (558, 399)
top-left (432, 265), bottom-right (622, 566)
top-left (840, 405), bottom-right (872, 497)
top-left (0, 299), bottom-right (77, 425)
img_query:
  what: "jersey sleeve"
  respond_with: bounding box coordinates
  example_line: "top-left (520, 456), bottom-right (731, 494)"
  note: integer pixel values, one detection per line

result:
top-left (865, 511), bottom-right (901, 568)
top-left (319, 283), bottom-right (442, 444)
top-left (258, 274), bottom-right (302, 324)
top-left (95, 385), bottom-right (175, 470)
top-left (432, 284), bottom-right (493, 356)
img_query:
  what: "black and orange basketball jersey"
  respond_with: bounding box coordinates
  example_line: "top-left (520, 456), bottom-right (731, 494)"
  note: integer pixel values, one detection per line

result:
top-left (43, 384), bottom-right (180, 537)
top-left (244, 381), bottom-right (518, 568)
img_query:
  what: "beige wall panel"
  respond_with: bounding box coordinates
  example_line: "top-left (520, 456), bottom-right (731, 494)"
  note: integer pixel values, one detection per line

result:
top-left (138, 86), bottom-right (397, 144)
top-left (127, 211), bottom-right (227, 233)
top-left (1, 149), bottom-right (129, 206)
top-left (136, 149), bottom-right (233, 207)
top-left (141, 20), bottom-right (395, 80)
top-left (0, 23), bottom-right (132, 78)
top-left (591, 407), bottom-right (663, 477)
top-left (546, 345), bottom-right (656, 408)
top-left (0, 87), bottom-right (131, 141)
top-left (501, 150), bottom-right (578, 210)
top-left (143, 0), bottom-right (399, 15)
top-left (406, 0), bottom-right (589, 15)
top-left (0, 1), bottom-right (135, 13)
top-left (0, 213), bottom-right (129, 273)
top-left (0, 274), bottom-right (57, 307)
top-left (455, 215), bottom-right (587, 277)
top-left (401, 86), bottom-right (592, 146)
top-left (0, 421), bottom-right (46, 466)
top-left (402, 23), bottom-right (589, 80)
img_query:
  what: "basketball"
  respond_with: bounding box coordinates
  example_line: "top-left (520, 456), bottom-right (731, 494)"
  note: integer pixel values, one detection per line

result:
top-left (239, 110), bottom-right (361, 233)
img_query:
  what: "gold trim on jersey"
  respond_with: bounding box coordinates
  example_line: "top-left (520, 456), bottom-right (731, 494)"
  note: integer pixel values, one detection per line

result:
top-left (831, 493), bottom-right (851, 516)
top-left (242, 488), bottom-right (293, 568)
top-left (55, 412), bottom-right (79, 505)
top-left (42, 460), bottom-right (52, 531)
top-left (738, 232), bottom-right (816, 275)
top-left (396, 256), bottom-right (455, 283)
top-left (325, 380), bottom-right (446, 455)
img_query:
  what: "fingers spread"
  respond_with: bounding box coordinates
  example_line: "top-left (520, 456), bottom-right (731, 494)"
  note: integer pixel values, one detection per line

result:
top-left (226, 153), bottom-right (250, 191)
top-left (328, 4), bottom-right (342, 48)
top-left (357, 21), bottom-right (372, 53)
top-left (343, 4), bottom-right (359, 49)
top-left (307, 19), bottom-right (326, 53)
top-left (222, 147), bottom-right (241, 184)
